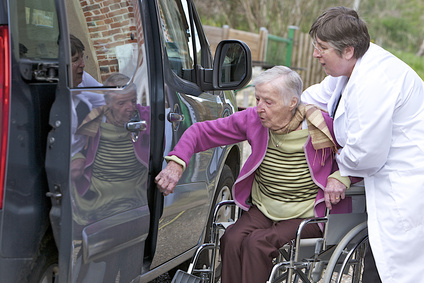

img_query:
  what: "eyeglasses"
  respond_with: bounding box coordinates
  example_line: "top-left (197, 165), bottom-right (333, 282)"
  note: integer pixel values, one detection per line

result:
top-left (312, 41), bottom-right (332, 55)
top-left (72, 54), bottom-right (88, 66)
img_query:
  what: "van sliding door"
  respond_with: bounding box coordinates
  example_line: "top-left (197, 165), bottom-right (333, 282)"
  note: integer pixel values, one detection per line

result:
top-left (46, 0), bottom-right (151, 281)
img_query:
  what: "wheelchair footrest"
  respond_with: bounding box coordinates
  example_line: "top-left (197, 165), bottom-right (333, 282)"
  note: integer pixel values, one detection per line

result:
top-left (171, 270), bottom-right (202, 283)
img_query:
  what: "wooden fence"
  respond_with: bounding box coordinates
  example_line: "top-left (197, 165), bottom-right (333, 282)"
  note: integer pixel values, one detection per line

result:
top-left (203, 25), bottom-right (326, 89)
top-left (291, 32), bottom-right (327, 89)
top-left (204, 25), bottom-right (268, 62)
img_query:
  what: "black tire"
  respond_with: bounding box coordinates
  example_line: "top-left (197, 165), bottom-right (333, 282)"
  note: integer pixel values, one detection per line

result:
top-left (28, 234), bottom-right (59, 283)
top-left (211, 164), bottom-right (236, 224)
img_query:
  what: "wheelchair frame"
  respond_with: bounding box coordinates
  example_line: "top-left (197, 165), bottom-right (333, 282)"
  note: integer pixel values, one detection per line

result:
top-left (172, 183), bottom-right (368, 283)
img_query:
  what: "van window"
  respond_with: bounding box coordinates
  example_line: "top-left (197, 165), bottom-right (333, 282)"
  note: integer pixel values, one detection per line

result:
top-left (158, 0), bottom-right (195, 79)
top-left (17, 0), bottom-right (59, 59)
top-left (192, 18), bottom-right (204, 67)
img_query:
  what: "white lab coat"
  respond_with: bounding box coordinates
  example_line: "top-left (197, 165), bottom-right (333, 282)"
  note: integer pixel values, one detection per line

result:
top-left (302, 43), bottom-right (424, 282)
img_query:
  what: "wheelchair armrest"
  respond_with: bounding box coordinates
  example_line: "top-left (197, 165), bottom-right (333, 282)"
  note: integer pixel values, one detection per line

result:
top-left (346, 181), bottom-right (365, 196)
top-left (292, 217), bottom-right (328, 262)
top-left (212, 200), bottom-right (236, 223)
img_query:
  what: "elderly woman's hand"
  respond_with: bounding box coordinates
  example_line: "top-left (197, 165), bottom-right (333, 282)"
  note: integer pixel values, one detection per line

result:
top-left (71, 158), bottom-right (86, 181)
top-left (324, 178), bottom-right (347, 210)
top-left (155, 161), bottom-right (184, 196)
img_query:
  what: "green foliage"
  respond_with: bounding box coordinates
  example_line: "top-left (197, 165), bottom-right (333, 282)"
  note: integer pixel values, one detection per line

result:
top-left (194, 0), bottom-right (424, 81)
top-left (266, 40), bottom-right (289, 66)
top-left (356, 0), bottom-right (423, 53)
top-left (194, 0), bottom-right (424, 56)
top-left (381, 17), bottom-right (410, 39)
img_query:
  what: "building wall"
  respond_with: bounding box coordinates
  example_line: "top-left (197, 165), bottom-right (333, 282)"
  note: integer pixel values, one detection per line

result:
top-left (67, 0), bottom-right (138, 83)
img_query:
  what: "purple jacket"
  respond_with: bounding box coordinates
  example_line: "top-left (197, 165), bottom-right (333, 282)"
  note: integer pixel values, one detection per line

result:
top-left (169, 107), bottom-right (351, 221)
top-left (75, 105), bottom-right (150, 196)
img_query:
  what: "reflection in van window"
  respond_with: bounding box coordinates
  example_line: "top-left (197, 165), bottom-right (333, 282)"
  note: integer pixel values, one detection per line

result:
top-left (25, 8), bottom-right (55, 27)
top-left (17, 0), bottom-right (59, 59)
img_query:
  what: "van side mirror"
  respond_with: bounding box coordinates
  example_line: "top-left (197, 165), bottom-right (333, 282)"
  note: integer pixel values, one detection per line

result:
top-left (197, 40), bottom-right (252, 91)
top-left (213, 40), bottom-right (252, 90)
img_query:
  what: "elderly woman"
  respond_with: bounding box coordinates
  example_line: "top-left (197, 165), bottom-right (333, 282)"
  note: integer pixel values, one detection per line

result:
top-left (155, 66), bottom-right (352, 282)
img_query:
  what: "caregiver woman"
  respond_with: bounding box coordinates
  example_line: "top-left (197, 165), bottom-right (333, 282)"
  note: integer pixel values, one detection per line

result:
top-left (302, 6), bottom-right (424, 283)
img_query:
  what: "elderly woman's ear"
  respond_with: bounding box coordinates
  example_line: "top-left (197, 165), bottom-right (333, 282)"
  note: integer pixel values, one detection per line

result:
top-left (289, 97), bottom-right (299, 111)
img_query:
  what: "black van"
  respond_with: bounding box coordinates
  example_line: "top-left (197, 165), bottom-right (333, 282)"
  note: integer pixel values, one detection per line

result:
top-left (0, 0), bottom-right (251, 282)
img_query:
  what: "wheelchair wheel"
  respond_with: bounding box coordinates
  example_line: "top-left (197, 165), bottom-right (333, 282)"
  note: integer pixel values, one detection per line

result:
top-left (211, 165), bottom-right (236, 282)
top-left (323, 222), bottom-right (368, 283)
top-left (194, 165), bottom-right (235, 282)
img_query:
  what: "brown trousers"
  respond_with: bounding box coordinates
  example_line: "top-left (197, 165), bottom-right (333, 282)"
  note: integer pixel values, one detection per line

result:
top-left (220, 206), bottom-right (322, 283)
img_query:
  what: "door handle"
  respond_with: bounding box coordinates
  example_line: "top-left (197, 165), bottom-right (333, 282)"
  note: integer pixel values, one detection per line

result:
top-left (125, 120), bottom-right (147, 131)
top-left (167, 112), bottom-right (184, 123)
top-left (168, 104), bottom-right (185, 131)
top-left (125, 120), bottom-right (147, 142)
top-left (46, 192), bottom-right (62, 199)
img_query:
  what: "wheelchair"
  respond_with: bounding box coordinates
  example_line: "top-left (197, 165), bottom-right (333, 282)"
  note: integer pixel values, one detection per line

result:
top-left (172, 182), bottom-right (368, 283)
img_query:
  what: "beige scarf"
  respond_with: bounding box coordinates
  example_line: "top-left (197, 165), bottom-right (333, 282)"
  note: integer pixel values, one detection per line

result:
top-left (76, 105), bottom-right (125, 137)
top-left (279, 103), bottom-right (338, 153)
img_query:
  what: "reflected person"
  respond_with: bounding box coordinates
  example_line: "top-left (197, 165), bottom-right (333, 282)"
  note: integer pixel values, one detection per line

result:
top-left (70, 34), bottom-right (104, 180)
top-left (73, 73), bottom-right (149, 223)
top-left (73, 73), bottom-right (149, 282)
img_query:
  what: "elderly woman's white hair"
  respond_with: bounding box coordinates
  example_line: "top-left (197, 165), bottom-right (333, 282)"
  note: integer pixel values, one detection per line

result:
top-left (103, 73), bottom-right (136, 103)
top-left (253, 66), bottom-right (303, 108)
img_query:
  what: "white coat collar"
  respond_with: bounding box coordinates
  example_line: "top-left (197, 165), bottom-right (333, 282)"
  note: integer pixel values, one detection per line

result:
top-left (328, 76), bottom-right (349, 118)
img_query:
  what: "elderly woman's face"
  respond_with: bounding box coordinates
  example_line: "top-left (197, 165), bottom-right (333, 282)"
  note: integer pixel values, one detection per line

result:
top-left (108, 90), bottom-right (137, 125)
top-left (255, 83), bottom-right (295, 131)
